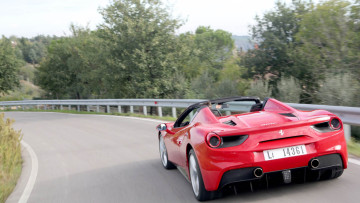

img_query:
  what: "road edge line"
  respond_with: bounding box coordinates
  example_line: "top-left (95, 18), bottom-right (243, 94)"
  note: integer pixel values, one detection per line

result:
top-left (349, 158), bottom-right (360, 166)
top-left (18, 140), bottom-right (38, 203)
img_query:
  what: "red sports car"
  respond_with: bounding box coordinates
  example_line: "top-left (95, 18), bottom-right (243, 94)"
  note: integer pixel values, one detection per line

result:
top-left (157, 97), bottom-right (347, 201)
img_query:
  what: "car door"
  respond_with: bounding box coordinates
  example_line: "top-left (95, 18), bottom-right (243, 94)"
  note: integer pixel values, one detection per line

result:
top-left (168, 108), bottom-right (199, 166)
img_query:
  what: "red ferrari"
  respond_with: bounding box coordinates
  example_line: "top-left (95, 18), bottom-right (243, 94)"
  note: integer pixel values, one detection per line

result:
top-left (157, 97), bottom-right (347, 201)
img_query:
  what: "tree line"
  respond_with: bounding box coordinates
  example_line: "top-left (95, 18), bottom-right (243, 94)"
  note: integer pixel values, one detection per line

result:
top-left (243, 0), bottom-right (360, 106)
top-left (1, 0), bottom-right (359, 107)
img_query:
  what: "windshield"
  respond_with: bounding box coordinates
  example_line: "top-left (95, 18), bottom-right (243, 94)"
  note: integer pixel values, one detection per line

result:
top-left (209, 100), bottom-right (258, 117)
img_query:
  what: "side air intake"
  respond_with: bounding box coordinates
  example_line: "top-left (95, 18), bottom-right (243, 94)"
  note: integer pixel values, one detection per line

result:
top-left (223, 120), bottom-right (236, 126)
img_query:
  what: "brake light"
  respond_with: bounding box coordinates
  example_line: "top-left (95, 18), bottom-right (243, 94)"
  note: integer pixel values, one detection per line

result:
top-left (206, 133), bottom-right (222, 148)
top-left (330, 118), bottom-right (341, 130)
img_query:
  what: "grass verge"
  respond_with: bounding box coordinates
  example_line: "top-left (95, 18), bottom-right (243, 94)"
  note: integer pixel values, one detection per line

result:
top-left (0, 113), bottom-right (22, 203)
top-left (347, 139), bottom-right (360, 157)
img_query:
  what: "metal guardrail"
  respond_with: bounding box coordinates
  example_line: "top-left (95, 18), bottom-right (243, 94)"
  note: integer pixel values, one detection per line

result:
top-left (1, 99), bottom-right (359, 140)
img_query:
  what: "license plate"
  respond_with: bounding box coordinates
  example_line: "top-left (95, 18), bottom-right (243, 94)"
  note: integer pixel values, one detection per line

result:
top-left (263, 145), bottom-right (307, 161)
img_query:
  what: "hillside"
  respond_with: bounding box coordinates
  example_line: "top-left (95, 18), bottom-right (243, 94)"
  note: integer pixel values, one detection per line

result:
top-left (232, 35), bottom-right (254, 51)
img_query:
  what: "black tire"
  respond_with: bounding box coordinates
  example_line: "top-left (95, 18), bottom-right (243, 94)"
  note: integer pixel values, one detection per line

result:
top-left (332, 168), bottom-right (344, 179)
top-left (308, 167), bottom-right (344, 181)
top-left (159, 135), bottom-right (175, 169)
top-left (188, 149), bottom-right (221, 201)
top-left (323, 167), bottom-right (344, 180)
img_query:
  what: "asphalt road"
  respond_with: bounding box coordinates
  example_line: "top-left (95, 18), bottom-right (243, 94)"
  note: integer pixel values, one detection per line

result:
top-left (4, 112), bottom-right (360, 203)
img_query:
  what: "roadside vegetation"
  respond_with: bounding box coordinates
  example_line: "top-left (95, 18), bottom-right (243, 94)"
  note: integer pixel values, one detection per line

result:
top-left (348, 139), bottom-right (360, 157)
top-left (0, 113), bottom-right (22, 203)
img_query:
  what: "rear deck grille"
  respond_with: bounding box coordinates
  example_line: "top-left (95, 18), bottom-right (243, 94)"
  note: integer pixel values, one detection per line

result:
top-left (223, 120), bottom-right (236, 126)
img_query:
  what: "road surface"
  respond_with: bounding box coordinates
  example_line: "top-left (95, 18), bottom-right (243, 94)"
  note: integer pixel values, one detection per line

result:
top-left (4, 112), bottom-right (360, 202)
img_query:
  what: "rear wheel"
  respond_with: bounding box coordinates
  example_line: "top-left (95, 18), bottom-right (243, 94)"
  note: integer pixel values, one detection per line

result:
top-left (323, 167), bottom-right (344, 180)
top-left (159, 135), bottom-right (175, 169)
top-left (189, 149), bottom-right (220, 201)
top-left (308, 167), bottom-right (344, 181)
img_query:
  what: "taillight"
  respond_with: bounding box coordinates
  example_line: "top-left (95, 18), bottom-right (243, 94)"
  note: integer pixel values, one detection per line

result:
top-left (330, 118), bottom-right (341, 130)
top-left (206, 133), bottom-right (222, 148)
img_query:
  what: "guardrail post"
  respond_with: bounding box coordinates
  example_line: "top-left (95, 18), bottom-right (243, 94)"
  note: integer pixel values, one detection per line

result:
top-left (96, 105), bottom-right (100, 113)
top-left (44, 105), bottom-right (47, 110)
top-left (344, 124), bottom-right (351, 141)
top-left (143, 106), bottom-right (147, 116)
top-left (22, 105), bottom-right (25, 110)
top-left (77, 105), bottom-right (80, 112)
top-left (107, 105), bottom-right (110, 113)
top-left (52, 105), bottom-right (55, 110)
top-left (68, 105), bottom-right (71, 110)
top-left (226, 111), bottom-right (231, 116)
top-left (118, 105), bottom-right (122, 114)
top-left (60, 105), bottom-right (63, 110)
top-left (15, 106), bottom-right (17, 110)
top-left (87, 105), bottom-right (90, 112)
top-left (172, 107), bottom-right (176, 118)
top-left (158, 106), bottom-right (163, 117)
top-left (130, 106), bottom-right (134, 114)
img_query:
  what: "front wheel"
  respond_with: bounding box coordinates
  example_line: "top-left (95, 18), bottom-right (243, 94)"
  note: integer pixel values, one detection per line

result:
top-left (189, 149), bottom-right (220, 201)
top-left (159, 135), bottom-right (175, 169)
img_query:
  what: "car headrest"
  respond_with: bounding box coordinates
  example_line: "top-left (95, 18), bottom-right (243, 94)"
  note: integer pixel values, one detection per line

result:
top-left (250, 103), bottom-right (263, 112)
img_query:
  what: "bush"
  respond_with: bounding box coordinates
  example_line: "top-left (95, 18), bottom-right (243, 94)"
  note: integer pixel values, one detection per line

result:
top-left (276, 76), bottom-right (301, 103)
top-left (245, 79), bottom-right (272, 100)
top-left (317, 72), bottom-right (360, 106)
top-left (19, 64), bottom-right (36, 82)
top-left (0, 113), bottom-right (22, 203)
top-left (351, 125), bottom-right (360, 142)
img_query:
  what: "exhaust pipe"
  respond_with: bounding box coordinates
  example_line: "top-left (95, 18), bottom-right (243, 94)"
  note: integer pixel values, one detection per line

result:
top-left (254, 168), bottom-right (263, 178)
top-left (310, 158), bottom-right (320, 169)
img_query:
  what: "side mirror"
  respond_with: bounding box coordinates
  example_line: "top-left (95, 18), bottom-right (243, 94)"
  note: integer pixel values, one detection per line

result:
top-left (157, 123), bottom-right (167, 131)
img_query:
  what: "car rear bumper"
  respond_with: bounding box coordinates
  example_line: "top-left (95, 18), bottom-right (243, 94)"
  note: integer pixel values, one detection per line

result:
top-left (218, 153), bottom-right (343, 189)
top-left (196, 130), bottom-right (348, 191)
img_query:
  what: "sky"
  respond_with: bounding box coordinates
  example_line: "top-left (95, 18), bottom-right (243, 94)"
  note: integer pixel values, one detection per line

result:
top-left (0, 0), bottom-right (293, 38)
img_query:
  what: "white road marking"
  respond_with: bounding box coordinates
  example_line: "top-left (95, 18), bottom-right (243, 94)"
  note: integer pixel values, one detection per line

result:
top-left (349, 158), bottom-right (360, 166)
top-left (19, 140), bottom-right (38, 203)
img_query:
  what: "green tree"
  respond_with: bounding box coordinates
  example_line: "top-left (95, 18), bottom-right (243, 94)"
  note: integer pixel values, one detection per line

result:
top-left (36, 38), bottom-right (72, 99)
top-left (16, 35), bottom-right (55, 64)
top-left (242, 1), bottom-right (313, 102)
top-left (178, 26), bottom-right (237, 99)
top-left (295, 0), bottom-right (355, 72)
top-left (36, 26), bottom-right (108, 99)
top-left (194, 26), bottom-right (234, 70)
top-left (294, 0), bottom-right (360, 103)
top-left (179, 26), bottom-right (235, 81)
top-left (0, 37), bottom-right (20, 95)
top-left (98, 0), bottom-right (182, 98)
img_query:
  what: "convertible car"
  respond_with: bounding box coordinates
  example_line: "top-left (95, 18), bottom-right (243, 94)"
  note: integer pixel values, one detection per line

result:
top-left (157, 97), bottom-right (347, 201)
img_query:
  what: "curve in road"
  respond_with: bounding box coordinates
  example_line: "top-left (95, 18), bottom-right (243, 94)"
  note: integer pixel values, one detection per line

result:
top-left (4, 112), bottom-right (360, 202)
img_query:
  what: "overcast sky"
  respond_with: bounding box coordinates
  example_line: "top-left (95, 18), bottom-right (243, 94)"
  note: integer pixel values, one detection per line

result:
top-left (0, 0), bottom-right (293, 38)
